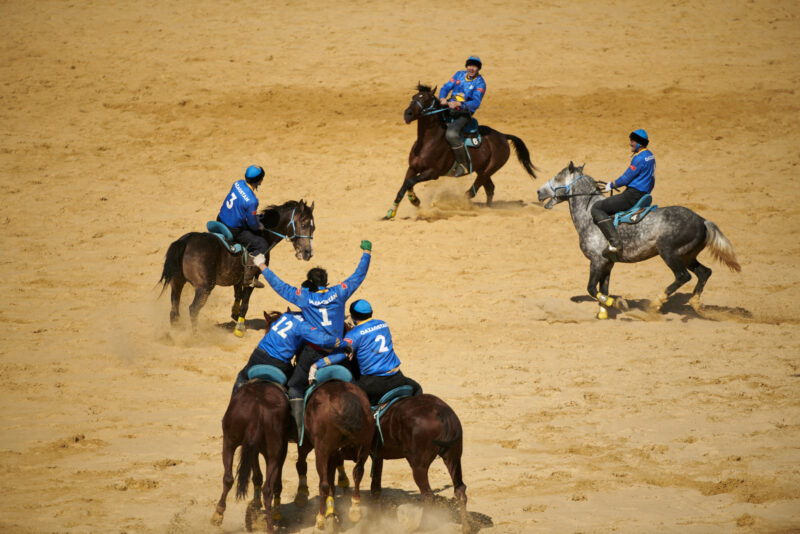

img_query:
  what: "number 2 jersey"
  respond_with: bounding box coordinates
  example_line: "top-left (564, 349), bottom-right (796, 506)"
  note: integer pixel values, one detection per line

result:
top-left (343, 319), bottom-right (401, 376)
top-left (257, 312), bottom-right (341, 363)
top-left (261, 252), bottom-right (371, 338)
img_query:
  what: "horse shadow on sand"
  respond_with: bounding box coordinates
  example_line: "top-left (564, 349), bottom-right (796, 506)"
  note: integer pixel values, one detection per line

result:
top-left (217, 316), bottom-right (268, 332)
top-left (570, 292), bottom-right (753, 322)
top-left (262, 486), bottom-right (492, 533)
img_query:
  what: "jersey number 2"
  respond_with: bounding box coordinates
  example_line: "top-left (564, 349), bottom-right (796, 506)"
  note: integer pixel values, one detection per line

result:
top-left (271, 316), bottom-right (293, 338)
top-left (375, 334), bottom-right (389, 353)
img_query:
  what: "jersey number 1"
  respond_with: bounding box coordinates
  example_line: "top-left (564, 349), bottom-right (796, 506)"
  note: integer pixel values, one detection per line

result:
top-left (318, 308), bottom-right (332, 327)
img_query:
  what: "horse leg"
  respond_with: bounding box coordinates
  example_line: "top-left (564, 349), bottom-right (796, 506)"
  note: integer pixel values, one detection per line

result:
top-left (210, 434), bottom-right (236, 526)
top-left (441, 446), bottom-right (468, 533)
top-left (387, 169), bottom-right (437, 219)
top-left (652, 250), bottom-right (693, 312)
top-left (294, 443), bottom-right (311, 507)
top-left (687, 259), bottom-right (712, 312)
top-left (466, 174), bottom-right (495, 206)
top-left (231, 283), bottom-right (243, 321)
top-left (370, 455), bottom-right (384, 498)
top-left (315, 448), bottom-right (336, 531)
top-left (169, 278), bottom-right (185, 325)
top-left (189, 286), bottom-right (212, 330)
top-left (234, 285), bottom-right (255, 337)
top-left (270, 438), bottom-right (288, 523)
top-left (245, 455), bottom-right (266, 531)
top-left (260, 440), bottom-right (286, 533)
top-left (348, 452), bottom-right (367, 523)
top-left (588, 260), bottom-right (616, 319)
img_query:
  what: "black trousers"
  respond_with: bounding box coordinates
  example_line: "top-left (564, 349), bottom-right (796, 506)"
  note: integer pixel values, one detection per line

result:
top-left (355, 371), bottom-right (422, 406)
top-left (591, 187), bottom-right (646, 223)
top-left (216, 216), bottom-right (270, 255)
top-left (287, 344), bottom-right (326, 399)
top-left (232, 348), bottom-right (294, 398)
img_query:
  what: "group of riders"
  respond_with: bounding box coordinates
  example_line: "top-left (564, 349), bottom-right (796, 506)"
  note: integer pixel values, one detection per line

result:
top-left (214, 55), bottom-right (657, 433)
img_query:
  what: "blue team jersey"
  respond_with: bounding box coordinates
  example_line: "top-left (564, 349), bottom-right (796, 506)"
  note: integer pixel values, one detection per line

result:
top-left (218, 179), bottom-right (260, 231)
top-left (343, 319), bottom-right (401, 376)
top-left (257, 312), bottom-right (340, 363)
top-left (612, 149), bottom-right (655, 193)
top-left (262, 253), bottom-right (371, 337)
top-left (438, 71), bottom-right (486, 114)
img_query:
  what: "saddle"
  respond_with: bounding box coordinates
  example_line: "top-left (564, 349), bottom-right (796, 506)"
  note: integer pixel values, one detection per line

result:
top-left (206, 221), bottom-right (244, 254)
top-left (299, 365), bottom-right (354, 446)
top-left (613, 194), bottom-right (658, 227)
top-left (371, 385), bottom-right (414, 445)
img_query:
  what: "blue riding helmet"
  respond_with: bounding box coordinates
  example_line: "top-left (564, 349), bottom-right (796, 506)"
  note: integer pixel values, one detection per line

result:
top-left (245, 165), bottom-right (265, 182)
top-left (629, 129), bottom-right (649, 148)
top-left (352, 299), bottom-right (372, 315)
top-left (465, 55), bottom-right (482, 70)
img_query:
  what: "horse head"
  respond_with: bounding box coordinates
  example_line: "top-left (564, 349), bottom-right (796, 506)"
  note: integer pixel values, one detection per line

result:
top-left (537, 161), bottom-right (587, 209)
top-left (403, 83), bottom-right (438, 124)
top-left (291, 200), bottom-right (315, 261)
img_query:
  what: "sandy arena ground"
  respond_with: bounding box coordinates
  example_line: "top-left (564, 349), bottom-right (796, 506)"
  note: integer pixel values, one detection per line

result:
top-left (2, 1), bottom-right (799, 532)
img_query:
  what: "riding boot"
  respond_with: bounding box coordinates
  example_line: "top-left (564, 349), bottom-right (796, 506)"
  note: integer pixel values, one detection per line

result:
top-left (451, 144), bottom-right (470, 177)
top-left (596, 218), bottom-right (623, 255)
top-left (289, 398), bottom-right (304, 442)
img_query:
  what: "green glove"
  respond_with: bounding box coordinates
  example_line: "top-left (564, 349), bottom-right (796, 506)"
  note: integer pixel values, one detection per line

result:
top-left (360, 240), bottom-right (372, 251)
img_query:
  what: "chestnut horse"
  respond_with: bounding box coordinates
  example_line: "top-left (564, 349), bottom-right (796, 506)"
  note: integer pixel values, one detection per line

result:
top-left (210, 377), bottom-right (291, 533)
top-left (159, 199), bottom-right (314, 336)
top-left (372, 393), bottom-right (469, 533)
top-left (294, 376), bottom-right (375, 532)
top-left (385, 84), bottom-right (537, 219)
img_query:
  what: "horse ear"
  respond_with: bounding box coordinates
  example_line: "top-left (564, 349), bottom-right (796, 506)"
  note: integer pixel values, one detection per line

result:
top-left (433, 85), bottom-right (438, 95)
top-left (568, 161), bottom-right (575, 172)
top-left (309, 201), bottom-right (314, 213)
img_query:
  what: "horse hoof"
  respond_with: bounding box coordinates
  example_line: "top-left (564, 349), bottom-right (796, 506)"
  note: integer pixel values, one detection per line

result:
top-left (614, 296), bottom-right (629, 311)
top-left (596, 307), bottom-right (608, 320)
top-left (210, 510), bottom-right (223, 526)
top-left (348, 504), bottom-right (362, 523)
top-left (408, 193), bottom-right (420, 207)
top-left (315, 513), bottom-right (326, 530)
top-left (294, 488), bottom-right (309, 508)
top-left (324, 514), bottom-right (339, 534)
top-left (385, 209), bottom-right (396, 220)
top-left (337, 477), bottom-right (350, 491)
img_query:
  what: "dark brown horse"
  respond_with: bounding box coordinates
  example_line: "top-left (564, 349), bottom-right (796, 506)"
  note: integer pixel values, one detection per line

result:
top-left (210, 377), bottom-right (291, 533)
top-left (294, 379), bottom-right (375, 531)
top-left (372, 393), bottom-right (468, 532)
top-left (385, 84), bottom-right (537, 219)
top-left (159, 200), bottom-right (314, 336)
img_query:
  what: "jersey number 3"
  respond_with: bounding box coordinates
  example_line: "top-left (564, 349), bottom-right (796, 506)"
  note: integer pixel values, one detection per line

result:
top-left (225, 192), bottom-right (237, 209)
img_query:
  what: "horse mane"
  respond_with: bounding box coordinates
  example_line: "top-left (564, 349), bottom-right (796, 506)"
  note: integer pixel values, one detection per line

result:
top-left (264, 199), bottom-right (302, 213)
top-left (416, 83), bottom-right (434, 94)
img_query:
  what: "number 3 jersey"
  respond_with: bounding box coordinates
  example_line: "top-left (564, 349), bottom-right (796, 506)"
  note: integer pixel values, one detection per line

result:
top-left (262, 252), bottom-right (371, 338)
top-left (218, 179), bottom-right (260, 231)
top-left (343, 319), bottom-right (401, 376)
top-left (257, 312), bottom-right (340, 363)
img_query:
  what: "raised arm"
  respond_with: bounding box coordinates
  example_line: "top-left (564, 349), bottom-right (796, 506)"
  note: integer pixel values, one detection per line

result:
top-left (255, 256), bottom-right (305, 307)
top-left (339, 241), bottom-right (372, 300)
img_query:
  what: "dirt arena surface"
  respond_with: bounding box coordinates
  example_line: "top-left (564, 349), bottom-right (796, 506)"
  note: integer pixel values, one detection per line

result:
top-left (2, 1), bottom-right (799, 532)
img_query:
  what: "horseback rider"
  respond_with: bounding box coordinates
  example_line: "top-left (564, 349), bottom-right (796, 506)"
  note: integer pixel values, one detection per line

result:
top-left (217, 165), bottom-right (277, 287)
top-left (230, 311), bottom-right (346, 404)
top-left (253, 240), bottom-right (372, 433)
top-left (313, 299), bottom-right (422, 406)
top-left (591, 129), bottom-right (656, 255)
top-left (438, 55), bottom-right (486, 177)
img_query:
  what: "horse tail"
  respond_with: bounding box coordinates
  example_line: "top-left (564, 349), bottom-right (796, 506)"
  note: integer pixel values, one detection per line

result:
top-left (158, 234), bottom-right (190, 295)
top-left (704, 221), bottom-right (741, 272)
top-left (432, 404), bottom-right (463, 457)
top-left (505, 133), bottom-right (537, 179)
top-left (235, 413), bottom-right (263, 500)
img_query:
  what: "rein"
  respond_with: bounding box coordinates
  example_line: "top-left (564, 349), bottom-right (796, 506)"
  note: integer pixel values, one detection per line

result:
top-left (411, 96), bottom-right (448, 117)
top-left (548, 174), bottom-right (603, 199)
top-left (265, 206), bottom-right (313, 242)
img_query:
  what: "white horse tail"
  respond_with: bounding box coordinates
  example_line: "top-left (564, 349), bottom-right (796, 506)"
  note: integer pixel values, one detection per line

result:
top-left (704, 221), bottom-right (741, 272)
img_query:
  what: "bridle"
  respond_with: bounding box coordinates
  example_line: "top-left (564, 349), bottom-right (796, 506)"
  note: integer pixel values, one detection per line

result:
top-left (410, 94), bottom-right (448, 117)
top-left (547, 173), bottom-right (604, 199)
top-left (265, 205), bottom-right (314, 242)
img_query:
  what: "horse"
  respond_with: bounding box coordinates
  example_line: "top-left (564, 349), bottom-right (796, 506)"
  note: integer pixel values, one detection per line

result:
top-left (158, 199), bottom-right (314, 336)
top-left (210, 374), bottom-right (291, 533)
top-left (385, 83), bottom-right (537, 219)
top-left (537, 162), bottom-right (741, 318)
top-left (293, 377), bottom-right (375, 532)
top-left (371, 393), bottom-right (469, 533)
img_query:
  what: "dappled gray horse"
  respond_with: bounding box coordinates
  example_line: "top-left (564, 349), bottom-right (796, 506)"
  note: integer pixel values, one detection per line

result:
top-left (537, 162), bottom-right (741, 318)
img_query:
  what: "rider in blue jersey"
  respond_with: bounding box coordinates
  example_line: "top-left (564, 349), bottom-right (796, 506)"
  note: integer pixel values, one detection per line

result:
top-left (591, 129), bottom-right (656, 255)
top-left (255, 241), bottom-right (372, 419)
top-left (439, 56), bottom-right (486, 177)
top-left (319, 299), bottom-right (421, 406)
top-left (231, 311), bottom-right (346, 435)
top-left (217, 165), bottom-right (276, 287)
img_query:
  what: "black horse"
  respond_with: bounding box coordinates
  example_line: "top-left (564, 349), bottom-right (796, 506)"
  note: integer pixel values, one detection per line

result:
top-left (386, 84), bottom-right (536, 219)
top-left (159, 200), bottom-right (314, 335)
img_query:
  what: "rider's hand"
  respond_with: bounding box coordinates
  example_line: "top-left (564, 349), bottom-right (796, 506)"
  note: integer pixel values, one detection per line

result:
top-left (439, 97), bottom-right (448, 106)
top-left (448, 101), bottom-right (460, 109)
top-left (604, 182), bottom-right (613, 193)
top-left (360, 240), bottom-right (372, 251)
top-left (252, 253), bottom-right (266, 267)
top-left (308, 364), bottom-right (317, 384)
